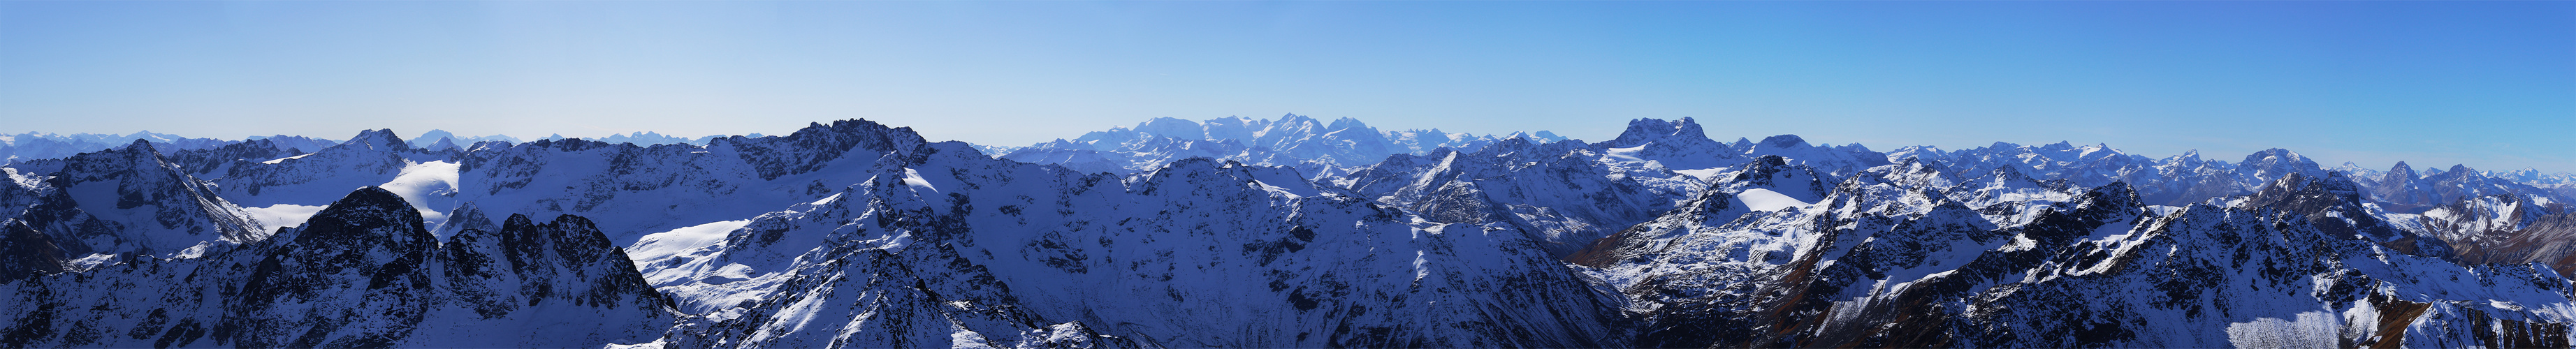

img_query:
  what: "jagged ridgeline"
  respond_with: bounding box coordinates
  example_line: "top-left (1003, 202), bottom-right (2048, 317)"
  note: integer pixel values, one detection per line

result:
top-left (0, 187), bottom-right (671, 348)
top-left (0, 117), bottom-right (2571, 348)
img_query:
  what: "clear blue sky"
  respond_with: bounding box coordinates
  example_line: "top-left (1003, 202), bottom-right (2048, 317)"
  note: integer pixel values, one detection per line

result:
top-left (0, 1), bottom-right (2568, 172)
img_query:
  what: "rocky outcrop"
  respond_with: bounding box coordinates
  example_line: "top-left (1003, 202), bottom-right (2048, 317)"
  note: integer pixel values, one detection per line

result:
top-left (1587, 161), bottom-right (2575, 348)
top-left (653, 139), bottom-right (1629, 348)
top-left (0, 140), bottom-right (264, 260)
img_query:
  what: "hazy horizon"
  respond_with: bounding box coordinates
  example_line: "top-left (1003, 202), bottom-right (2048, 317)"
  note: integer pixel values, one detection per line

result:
top-left (7, 113), bottom-right (2565, 176)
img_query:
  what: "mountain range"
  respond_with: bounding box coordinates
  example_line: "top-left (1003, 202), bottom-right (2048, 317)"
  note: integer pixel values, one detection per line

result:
top-left (1, 115), bottom-right (2573, 348)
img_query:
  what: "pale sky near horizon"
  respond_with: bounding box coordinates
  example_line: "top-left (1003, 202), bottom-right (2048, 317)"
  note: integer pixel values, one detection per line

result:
top-left (0, 1), bottom-right (2568, 172)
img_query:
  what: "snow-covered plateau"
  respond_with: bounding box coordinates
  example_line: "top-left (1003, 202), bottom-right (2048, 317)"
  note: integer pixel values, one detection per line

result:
top-left (2, 116), bottom-right (2574, 348)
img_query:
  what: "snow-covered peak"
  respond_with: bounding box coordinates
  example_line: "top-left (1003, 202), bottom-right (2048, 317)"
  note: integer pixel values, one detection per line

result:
top-left (1008, 114), bottom-right (1554, 172)
top-left (1202, 115), bottom-right (1264, 140)
top-left (2164, 149), bottom-right (2204, 165)
top-left (2490, 168), bottom-right (2576, 186)
top-left (424, 137), bottom-right (461, 151)
top-left (285, 186), bottom-right (433, 251)
top-left (715, 119), bottom-right (929, 181)
top-left (1501, 131), bottom-right (1571, 143)
top-left (2233, 148), bottom-right (2325, 185)
top-left (1756, 134), bottom-right (1807, 149)
top-left (1325, 116), bottom-right (1371, 132)
top-left (591, 131), bottom-right (696, 145)
top-left (1886, 144), bottom-right (1947, 163)
top-left (245, 135), bottom-right (342, 154)
top-left (405, 129), bottom-right (518, 149)
top-left (7, 117), bottom-right (2576, 348)
top-left (0, 140), bottom-right (266, 260)
top-left (1593, 117), bottom-right (1738, 171)
top-left (340, 128), bottom-right (412, 152)
top-left (115, 138), bottom-right (159, 154)
top-left (414, 129), bottom-right (458, 146)
top-left (0, 184), bottom-right (673, 348)
top-left (1861, 157), bottom-right (1965, 189)
top-left (1736, 133), bottom-right (1891, 175)
top-left (1601, 117), bottom-right (1710, 148)
top-left (0, 132), bottom-right (241, 165)
top-left (1133, 117), bottom-right (1207, 140)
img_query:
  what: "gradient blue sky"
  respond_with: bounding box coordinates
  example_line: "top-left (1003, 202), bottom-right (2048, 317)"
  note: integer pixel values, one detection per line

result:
top-left (1, 1), bottom-right (2568, 172)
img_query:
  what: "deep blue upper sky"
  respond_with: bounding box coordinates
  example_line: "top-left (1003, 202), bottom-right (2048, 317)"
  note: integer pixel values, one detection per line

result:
top-left (1, 1), bottom-right (2568, 172)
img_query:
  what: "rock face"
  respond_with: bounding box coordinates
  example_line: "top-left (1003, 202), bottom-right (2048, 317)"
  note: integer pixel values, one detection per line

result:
top-left (653, 144), bottom-right (1627, 348)
top-left (3, 117), bottom-right (2575, 348)
top-left (0, 140), bottom-right (265, 262)
top-left (2396, 193), bottom-right (2576, 276)
top-left (1326, 138), bottom-right (1687, 257)
top-left (1582, 167), bottom-right (2570, 348)
top-left (2475, 212), bottom-right (2576, 277)
top-left (0, 222), bottom-right (66, 285)
top-left (2362, 163), bottom-right (2567, 214)
top-left (1598, 117), bottom-right (1742, 171)
top-left (0, 187), bottom-right (673, 348)
top-left (208, 129), bottom-right (429, 209)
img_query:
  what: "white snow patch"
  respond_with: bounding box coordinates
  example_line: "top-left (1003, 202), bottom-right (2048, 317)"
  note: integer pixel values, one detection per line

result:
top-left (949, 320), bottom-right (998, 348)
top-left (1413, 251), bottom-right (1430, 280)
top-left (260, 153), bottom-right (314, 164)
top-left (1736, 188), bottom-right (1812, 211)
top-left (242, 204), bottom-right (328, 230)
top-left (64, 253), bottom-right (117, 271)
top-left (627, 219), bottom-right (751, 267)
top-left (902, 168), bottom-right (938, 193)
top-left (175, 242), bottom-right (214, 259)
top-left (1253, 181), bottom-right (1309, 199)
top-left (1674, 168), bottom-right (1730, 182)
top-left (2, 168), bottom-right (39, 188)
top-left (2493, 299), bottom-right (2528, 312)
top-left (1603, 145), bottom-right (1647, 163)
top-left (879, 232), bottom-right (915, 252)
top-left (602, 341), bottom-right (667, 349)
top-left (2225, 311), bottom-right (2340, 348)
top-left (379, 161), bottom-right (460, 224)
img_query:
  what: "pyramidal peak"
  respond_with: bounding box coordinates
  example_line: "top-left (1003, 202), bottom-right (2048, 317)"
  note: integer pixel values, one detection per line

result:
top-left (342, 128), bottom-right (412, 151)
